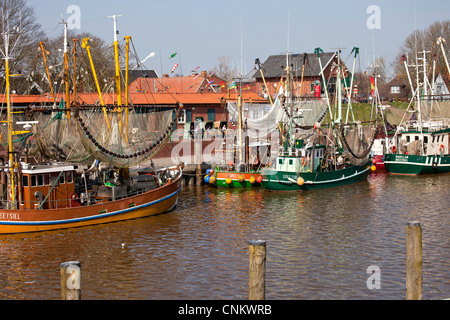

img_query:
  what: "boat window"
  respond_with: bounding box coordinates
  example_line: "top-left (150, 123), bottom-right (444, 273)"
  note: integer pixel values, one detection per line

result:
top-left (415, 136), bottom-right (419, 141)
top-left (432, 136), bottom-right (435, 143)
top-left (406, 136), bottom-right (410, 143)
top-left (31, 175), bottom-right (37, 187)
top-left (37, 174), bottom-right (44, 186)
top-left (22, 175), bottom-right (29, 187)
top-left (44, 174), bottom-right (50, 185)
top-left (424, 136), bottom-right (428, 144)
top-left (278, 159), bottom-right (283, 165)
top-left (66, 172), bottom-right (73, 184)
top-left (289, 159), bottom-right (293, 165)
top-left (59, 172), bottom-right (65, 184)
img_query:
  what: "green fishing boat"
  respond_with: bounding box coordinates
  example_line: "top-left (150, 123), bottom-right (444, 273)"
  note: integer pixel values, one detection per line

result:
top-left (261, 48), bottom-right (377, 191)
top-left (383, 44), bottom-right (450, 175)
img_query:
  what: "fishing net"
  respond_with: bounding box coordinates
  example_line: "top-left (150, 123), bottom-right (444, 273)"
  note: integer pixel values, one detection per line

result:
top-left (338, 124), bottom-right (376, 166)
top-left (26, 104), bottom-right (181, 168)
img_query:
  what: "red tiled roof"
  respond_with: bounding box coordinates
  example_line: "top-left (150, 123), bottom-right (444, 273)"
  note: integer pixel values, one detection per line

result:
top-left (0, 90), bottom-right (267, 106)
top-left (129, 74), bottom-right (227, 94)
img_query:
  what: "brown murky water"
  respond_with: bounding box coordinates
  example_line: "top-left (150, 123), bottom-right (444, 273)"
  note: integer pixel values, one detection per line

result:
top-left (0, 172), bottom-right (448, 300)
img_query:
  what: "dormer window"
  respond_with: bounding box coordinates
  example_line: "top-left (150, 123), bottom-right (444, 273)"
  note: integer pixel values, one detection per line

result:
top-left (391, 86), bottom-right (400, 94)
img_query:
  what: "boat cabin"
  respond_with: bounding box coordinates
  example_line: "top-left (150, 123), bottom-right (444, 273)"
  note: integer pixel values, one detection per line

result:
top-left (276, 139), bottom-right (326, 173)
top-left (17, 163), bottom-right (77, 209)
top-left (398, 126), bottom-right (449, 156)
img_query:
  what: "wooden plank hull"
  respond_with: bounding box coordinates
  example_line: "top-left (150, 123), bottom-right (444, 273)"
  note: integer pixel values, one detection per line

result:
top-left (0, 174), bottom-right (182, 234)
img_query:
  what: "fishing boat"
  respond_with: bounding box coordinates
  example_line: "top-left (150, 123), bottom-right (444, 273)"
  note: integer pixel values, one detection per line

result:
top-left (207, 95), bottom-right (264, 188)
top-left (0, 17), bottom-right (183, 234)
top-left (383, 40), bottom-right (450, 175)
top-left (207, 58), bottom-right (288, 188)
top-left (368, 69), bottom-right (396, 172)
top-left (261, 48), bottom-right (376, 191)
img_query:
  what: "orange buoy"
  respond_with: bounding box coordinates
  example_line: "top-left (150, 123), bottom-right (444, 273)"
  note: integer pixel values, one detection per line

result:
top-left (226, 177), bottom-right (232, 184)
top-left (256, 175), bottom-right (263, 183)
top-left (297, 177), bottom-right (304, 186)
top-left (249, 175), bottom-right (256, 184)
top-left (371, 165), bottom-right (376, 171)
top-left (209, 176), bottom-right (216, 184)
top-left (238, 174), bottom-right (245, 183)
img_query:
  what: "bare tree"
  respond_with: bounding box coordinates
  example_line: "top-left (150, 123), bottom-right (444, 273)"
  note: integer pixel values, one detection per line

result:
top-left (31, 30), bottom-right (116, 95)
top-left (391, 20), bottom-right (450, 84)
top-left (209, 56), bottom-right (239, 84)
top-left (0, 0), bottom-right (46, 93)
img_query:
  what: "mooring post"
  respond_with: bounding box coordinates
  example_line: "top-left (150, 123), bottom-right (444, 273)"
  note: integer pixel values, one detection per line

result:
top-left (60, 261), bottom-right (81, 300)
top-left (406, 221), bottom-right (422, 300)
top-left (195, 139), bottom-right (202, 185)
top-left (248, 240), bottom-right (266, 300)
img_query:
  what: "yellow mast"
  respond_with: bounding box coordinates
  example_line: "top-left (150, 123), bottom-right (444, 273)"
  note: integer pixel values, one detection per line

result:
top-left (124, 35), bottom-right (131, 142)
top-left (72, 39), bottom-right (78, 103)
top-left (62, 20), bottom-right (70, 119)
top-left (5, 47), bottom-right (16, 208)
top-left (108, 14), bottom-right (123, 108)
top-left (81, 37), bottom-right (111, 130)
top-left (39, 41), bottom-right (55, 104)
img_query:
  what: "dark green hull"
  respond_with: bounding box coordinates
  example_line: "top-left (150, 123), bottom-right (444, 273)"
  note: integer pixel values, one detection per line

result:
top-left (261, 160), bottom-right (372, 191)
top-left (383, 154), bottom-right (450, 174)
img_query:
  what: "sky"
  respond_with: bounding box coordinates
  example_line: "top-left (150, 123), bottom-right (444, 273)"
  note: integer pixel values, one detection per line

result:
top-left (28, 0), bottom-right (450, 80)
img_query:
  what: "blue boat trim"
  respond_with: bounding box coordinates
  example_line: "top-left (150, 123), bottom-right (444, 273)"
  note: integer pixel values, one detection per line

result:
top-left (0, 187), bottom-right (181, 226)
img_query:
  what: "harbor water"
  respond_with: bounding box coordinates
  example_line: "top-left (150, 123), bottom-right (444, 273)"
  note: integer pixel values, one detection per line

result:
top-left (0, 172), bottom-right (448, 300)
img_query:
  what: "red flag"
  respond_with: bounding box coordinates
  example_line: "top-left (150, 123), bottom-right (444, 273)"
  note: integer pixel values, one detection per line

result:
top-left (370, 76), bottom-right (375, 96)
top-left (314, 84), bottom-right (321, 98)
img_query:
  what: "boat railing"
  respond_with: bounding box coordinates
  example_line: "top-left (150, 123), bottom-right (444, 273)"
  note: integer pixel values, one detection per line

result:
top-left (0, 187), bottom-right (150, 210)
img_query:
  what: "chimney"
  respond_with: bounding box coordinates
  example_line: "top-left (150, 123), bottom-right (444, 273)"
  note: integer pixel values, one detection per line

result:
top-left (201, 71), bottom-right (207, 78)
top-left (163, 74), bottom-right (169, 78)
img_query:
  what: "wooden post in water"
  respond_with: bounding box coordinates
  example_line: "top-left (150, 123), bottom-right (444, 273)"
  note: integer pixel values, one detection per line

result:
top-left (406, 221), bottom-right (422, 300)
top-left (60, 261), bottom-right (81, 300)
top-left (195, 138), bottom-right (202, 185)
top-left (248, 240), bottom-right (266, 300)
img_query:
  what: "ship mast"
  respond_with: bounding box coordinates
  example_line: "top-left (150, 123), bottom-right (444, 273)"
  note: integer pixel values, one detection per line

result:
top-left (108, 14), bottom-right (123, 108)
top-left (61, 18), bottom-right (70, 118)
top-left (1, 16), bottom-right (21, 208)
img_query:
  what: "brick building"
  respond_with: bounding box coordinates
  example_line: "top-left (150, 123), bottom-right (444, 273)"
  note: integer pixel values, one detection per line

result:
top-left (254, 52), bottom-right (350, 101)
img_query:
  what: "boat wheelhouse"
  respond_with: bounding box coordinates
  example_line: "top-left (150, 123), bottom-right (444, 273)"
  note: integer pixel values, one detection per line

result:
top-left (17, 163), bottom-right (77, 210)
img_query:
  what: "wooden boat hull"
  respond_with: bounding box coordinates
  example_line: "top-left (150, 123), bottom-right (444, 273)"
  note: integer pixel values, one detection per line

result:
top-left (261, 161), bottom-right (372, 191)
top-left (0, 174), bottom-right (182, 234)
top-left (211, 171), bottom-right (261, 188)
top-left (383, 154), bottom-right (450, 174)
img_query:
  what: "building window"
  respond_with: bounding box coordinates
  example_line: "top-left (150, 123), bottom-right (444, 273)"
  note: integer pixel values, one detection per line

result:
top-left (391, 86), bottom-right (400, 94)
top-left (178, 109), bottom-right (186, 124)
top-left (207, 108), bottom-right (215, 122)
